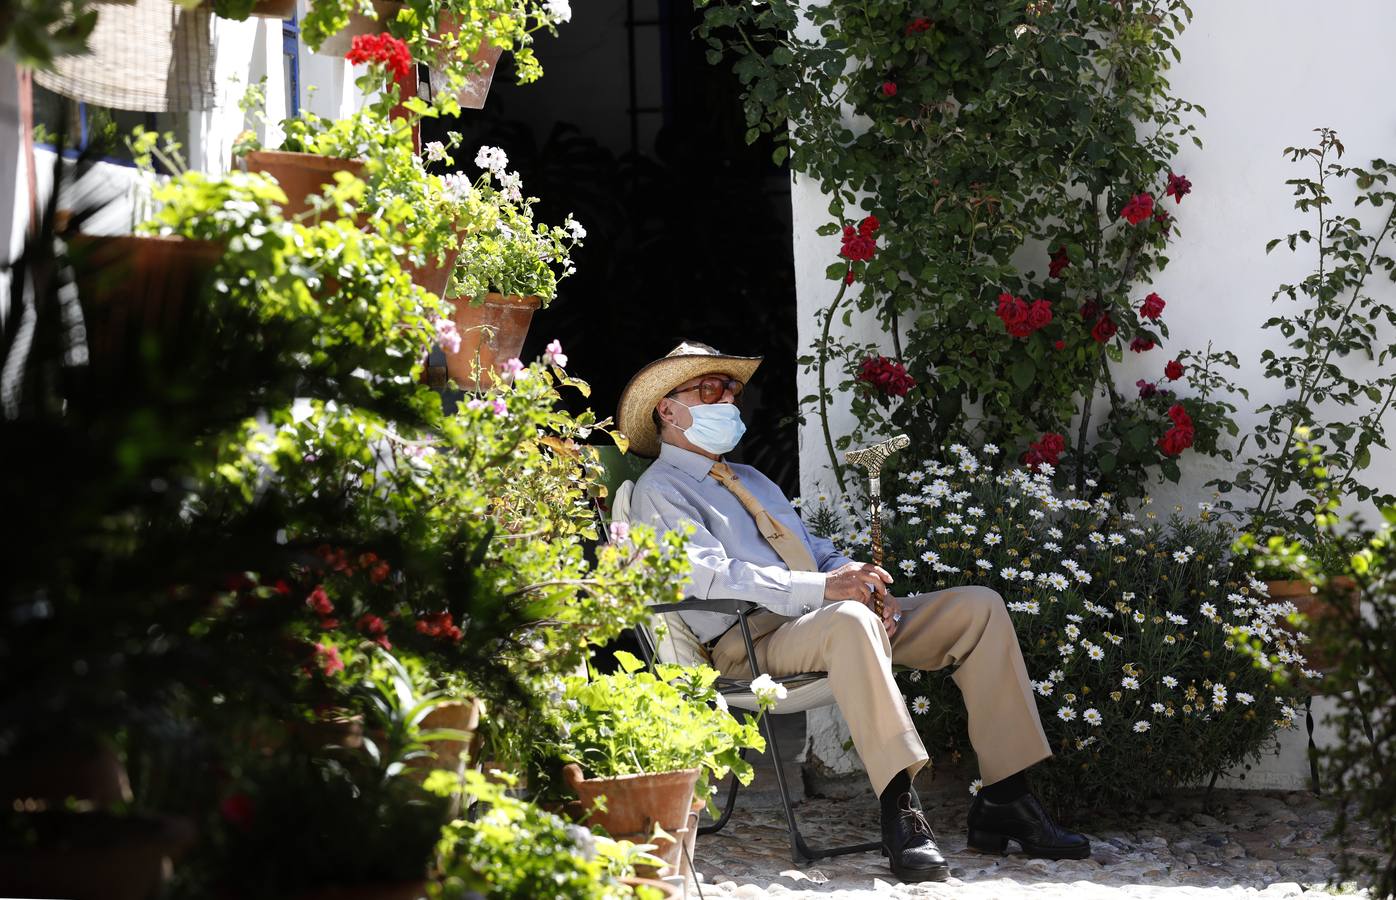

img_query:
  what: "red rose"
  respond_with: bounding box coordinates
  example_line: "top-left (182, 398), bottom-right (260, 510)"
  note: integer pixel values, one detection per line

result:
top-left (1164, 358), bottom-right (1185, 381)
top-left (882, 81), bottom-right (898, 97)
top-left (1091, 315), bottom-right (1117, 343)
top-left (369, 561), bottom-right (391, 584)
top-left (1048, 245), bottom-right (1070, 279)
top-left (1054, 339), bottom-right (1066, 351)
top-left (1139, 292), bottom-right (1166, 320)
top-left (1080, 300), bottom-right (1101, 321)
top-left (905, 17), bottom-right (933, 34)
top-left (346, 33), bottom-right (413, 82)
top-left (858, 214), bottom-right (880, 236)
top-left (840, 226), bottom-right (877, 262)
top-left (1027, 298), bottom-right (1053, 330)
top-left (1130, 337), bottom-right (1155, 353)
top-left (1168, 403), bottom-right (1193, 429)
top-left (1120, 193), bottom-right (1155, 225)
top-left (1136, 379), bottom-right (1158, 399)
top-left (1165, 172), bottom-right (1192, 203)
top-left (220, 793), bottom-right (256, 831)
top-left (306, 586), bottom-right (333, 616)
top-left (1022, 432), bottom-right (1066, 470)
top-left (844, 267), bottom-right (855, 285)
top-left (857, 356), bottom-right (916, 397)
top-left (1154, 209), bottom-right (1172, 235)
top-left (1157, 404), bottom-right (1195, 456)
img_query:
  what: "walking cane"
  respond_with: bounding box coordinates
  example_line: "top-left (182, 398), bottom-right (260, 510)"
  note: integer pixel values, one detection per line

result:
top-left (844, 434), bottom-right (910, 618)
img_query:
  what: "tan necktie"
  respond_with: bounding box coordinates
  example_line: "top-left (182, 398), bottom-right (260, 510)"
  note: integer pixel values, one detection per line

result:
top-left (709, 462), bottom-right (818, 572)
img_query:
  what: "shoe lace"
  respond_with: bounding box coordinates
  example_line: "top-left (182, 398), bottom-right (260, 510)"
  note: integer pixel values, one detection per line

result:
top-left (900, 802), bottom-right (935, 839)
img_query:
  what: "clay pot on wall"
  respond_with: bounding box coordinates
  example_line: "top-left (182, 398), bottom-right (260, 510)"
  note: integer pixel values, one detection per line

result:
top-left (433, 14), bottom-right (505, 110)
top-left (248, 0), bottom-right (298, 17)
top-left (314, 0), bottom-right (405, 57)
top-left (1267, 576), bottom-right (1359, 673)
top-left (561, 763), bottom-right (700, 877)
top-left (243, 150), bottom-right (367, 219)
top-left (445, 293), bottom-right (541, 389)
top-left (407, 698), bottom-right (481, 779)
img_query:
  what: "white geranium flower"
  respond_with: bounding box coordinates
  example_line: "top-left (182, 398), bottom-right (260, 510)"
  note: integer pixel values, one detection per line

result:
top-left (544, 0), bottom-right (572, 22)
top-left (564, 215), bottom-right (587, 241)
top-left (714, 692), bottom-right (729, 712)
top-left (474, 145), bottom-right (509, 174)
top-left (750, 674), bottom-right (787, 704)
top-left (423, 140), bottom-right (448, 162)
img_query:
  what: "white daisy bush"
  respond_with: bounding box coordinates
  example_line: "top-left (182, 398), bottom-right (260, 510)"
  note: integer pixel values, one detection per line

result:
top-left (803, 444), bottom-right (1311, 815)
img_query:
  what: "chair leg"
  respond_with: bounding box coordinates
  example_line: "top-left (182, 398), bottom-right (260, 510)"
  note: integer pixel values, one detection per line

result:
top-left (699, 751), bottom-right (744, 837)
top-left (758, 713), bottom-right (882, 865)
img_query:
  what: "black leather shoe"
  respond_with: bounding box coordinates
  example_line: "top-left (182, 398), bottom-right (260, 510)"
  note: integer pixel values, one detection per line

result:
top-left (881, 793), bottom-right (950, 882)
top-left (967, 792), bottom-right (1090, 860)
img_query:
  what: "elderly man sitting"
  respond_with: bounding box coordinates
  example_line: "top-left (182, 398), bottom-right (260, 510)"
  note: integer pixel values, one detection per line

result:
top-left (616, 341), bottom-right (1089, 883)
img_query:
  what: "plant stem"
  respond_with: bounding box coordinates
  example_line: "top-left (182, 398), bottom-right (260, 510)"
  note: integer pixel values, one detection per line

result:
top-left (817, 278), bottom-right (853, 493)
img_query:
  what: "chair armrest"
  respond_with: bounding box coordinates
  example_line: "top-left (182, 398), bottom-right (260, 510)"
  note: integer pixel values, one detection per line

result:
top-left (646, 597), bottom-right (760, 616)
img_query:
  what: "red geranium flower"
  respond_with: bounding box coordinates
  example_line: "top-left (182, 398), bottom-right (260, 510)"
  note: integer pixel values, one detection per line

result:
top-left (306, 585), bottom-right (333, 616)
top-left (1164, 358), bottom-right (1185, 381)
top-left (1120, 193), bottom-right (1155, 225)
top-left (346, 33), bottom-right (413, 83)
top-left (1130, 337), bottom-right (1155, 353)
top-left (1091, 314), bottom-right (1118, 343)
top-left (857, 356), bottom-right (916, 397)
top-left (314, 642), bottom-right (344, 676)
top-left (357, 613), bottom-right (387, 636)
top-left (1139, 292), bottom-right (1166, 320)
top-left (905, 17), bottom-right (933, 34)
top-left (881, 81), bottom-right (898, 97)
top-left (416, 612), bottom-right (463, 642)
top-left (1048, 245), bottom-right (1070, 279)
top-left (220, 793), bottom-right (256, 831)
top-left (1165, 172), bottom-right (1192, 204)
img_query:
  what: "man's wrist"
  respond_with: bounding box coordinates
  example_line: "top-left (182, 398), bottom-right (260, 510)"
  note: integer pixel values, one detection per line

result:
top-left (790, 570), bottom-right (828, 612)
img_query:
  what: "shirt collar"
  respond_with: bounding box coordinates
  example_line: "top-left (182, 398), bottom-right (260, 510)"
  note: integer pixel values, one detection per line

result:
top-left (657, 442), bottom-right (720, 482)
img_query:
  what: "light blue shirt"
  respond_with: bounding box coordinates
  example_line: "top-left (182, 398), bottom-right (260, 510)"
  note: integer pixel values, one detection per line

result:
top-left (629, 443), bottom-right (853, 643)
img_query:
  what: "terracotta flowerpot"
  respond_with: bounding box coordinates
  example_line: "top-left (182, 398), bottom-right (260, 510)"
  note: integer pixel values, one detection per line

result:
top-left (404, 248), bottom-right (459, 299)
top-left (1267, 576), bottom-right (1359, 673)
top-left (445, 292), bottom-right (540, 389)
top-left (0, 812), bottom-right (195, 900)
top-left (68, 233), bottom-right (223, 375)
top-left (0, 744), bottom-right (132, 809)
top-left (677, 796), bottom-right (703, 880)
top-left (407, 698), bottom-right (480, 778)
top-left (562, 763), bottom-right (700, 877)
top-left (434, 15), bottom-right (505, 110)
top-left (243, 149), bottom-right (367, 219)
top-left (315, 0), bottom-right (405, 57)
top-left (297, 881), bottom-right (427, 900)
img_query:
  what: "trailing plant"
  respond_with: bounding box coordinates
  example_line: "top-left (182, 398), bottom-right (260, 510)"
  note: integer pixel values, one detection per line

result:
top-left (1209, 129), bottom-right (1396, 556)
top-left (802, 444), bottom-right (1311, 818)
top-left (701, 0), bottom-right (1241, 501)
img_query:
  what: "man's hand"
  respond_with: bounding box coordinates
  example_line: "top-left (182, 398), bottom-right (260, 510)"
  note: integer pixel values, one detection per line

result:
top-left (824, 562), bottom-right (900, 634)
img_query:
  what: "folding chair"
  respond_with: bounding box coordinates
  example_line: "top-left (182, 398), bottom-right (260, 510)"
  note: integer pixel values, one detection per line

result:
top-left (600, 454), bottom-right (880, 865)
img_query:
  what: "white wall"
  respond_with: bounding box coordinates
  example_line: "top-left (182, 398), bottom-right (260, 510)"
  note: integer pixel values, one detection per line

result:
top-left (793, 1), bottom-right (1396, 789)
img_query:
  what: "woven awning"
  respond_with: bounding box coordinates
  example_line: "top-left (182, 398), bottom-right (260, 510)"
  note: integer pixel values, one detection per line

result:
top-left (33, 0), bottom-right (217, 113)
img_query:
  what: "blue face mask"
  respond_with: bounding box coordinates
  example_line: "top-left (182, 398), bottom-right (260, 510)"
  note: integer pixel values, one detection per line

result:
top-left (679, 402), bottom-right (747, 454)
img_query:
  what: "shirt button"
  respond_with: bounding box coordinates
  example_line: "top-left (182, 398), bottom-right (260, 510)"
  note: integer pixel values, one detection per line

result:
top-left (801, 604), bottom-right (812, 615)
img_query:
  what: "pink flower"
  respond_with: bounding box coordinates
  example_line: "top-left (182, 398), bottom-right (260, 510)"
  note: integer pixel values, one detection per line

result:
top-left (306, 586), bottom-right (333, 616)
top-left (315, 642), bottom-right (344, 676)
top-left (433, 315), bottom-right (461, 354)
top-left (608, 521), bottom-right (630, 544)
top-left (500, 357), bottom-right (526, 383)
top-left (490, 397), bottom-right (508, 417)
top-left (544, 339), bottom-right (568, 368)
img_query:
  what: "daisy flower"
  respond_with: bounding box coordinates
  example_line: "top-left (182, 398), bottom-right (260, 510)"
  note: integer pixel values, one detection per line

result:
top-left (1057, 706), bottom-right (1077, 722)
top-left (969, 778), bottom-right (983, 796)
top-left (1083, 708), bottom-right (1102, 726)
top-left (911, 696), bottom-right (931, 715)
top-left (1236, 692), bottom-right (1254, 705)
top-left (1121, 676), bottom-right (1139, 690)
top-left (1087, 645), bottom-right (1105, 661)
top-left (1132, 720), bottom-right (1151, 733)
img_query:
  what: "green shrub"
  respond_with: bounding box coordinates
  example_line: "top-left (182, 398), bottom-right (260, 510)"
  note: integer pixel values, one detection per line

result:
top-left (803, 444), bottom-right (1311, 818)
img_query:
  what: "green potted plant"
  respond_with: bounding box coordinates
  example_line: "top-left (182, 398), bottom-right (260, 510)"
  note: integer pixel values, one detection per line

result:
top-left (553, 651), bottom-right (769, 875)
top-left (300, 0), bottom-right (571, 108)
top-left (207, 0), bottom-right (298, 19)
top-left (441, 144), bottom-right (583, 387)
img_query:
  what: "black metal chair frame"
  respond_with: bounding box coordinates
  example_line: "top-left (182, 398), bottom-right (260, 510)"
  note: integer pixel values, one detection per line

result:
top-left (634, 595), bottom-right (881, 865)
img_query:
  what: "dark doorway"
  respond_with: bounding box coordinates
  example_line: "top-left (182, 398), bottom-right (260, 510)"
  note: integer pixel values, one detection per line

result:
top-left (421, 0), bottom-right (799, 492)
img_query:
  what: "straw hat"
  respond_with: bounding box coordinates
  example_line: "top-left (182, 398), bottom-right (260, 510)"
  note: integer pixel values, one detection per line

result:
top-left (616, 341), bottom-right (763, 458)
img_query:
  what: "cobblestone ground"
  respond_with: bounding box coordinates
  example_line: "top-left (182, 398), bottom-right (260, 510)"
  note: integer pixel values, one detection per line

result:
top-left (687, 773), bottom-right (1376, 900)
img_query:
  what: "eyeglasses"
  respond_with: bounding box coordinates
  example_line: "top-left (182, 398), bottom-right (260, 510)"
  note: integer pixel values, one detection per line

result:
top-left (666, 376), bottom-right (744, 405)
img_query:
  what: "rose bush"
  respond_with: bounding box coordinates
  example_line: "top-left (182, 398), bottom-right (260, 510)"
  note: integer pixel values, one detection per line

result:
top-left (800, 445), bottom-right (1311, 817)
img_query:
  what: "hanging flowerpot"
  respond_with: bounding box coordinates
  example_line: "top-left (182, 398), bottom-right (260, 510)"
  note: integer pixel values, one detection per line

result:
top-left (561, 763), bottom-right (699, 877)
top-left (67, 233), bottom-right (223, 376)
top-left (1267, 576), bottom-right (1358, 673)
top-left (314, 0), bottom-right (405, 57)
top-left (432, 15), bottom-right (505, 110)
top-left (445, 292), bottom-right (540, 389)
top-left (249, 0), bottom-right (298, 17)
top-left (243, 150), bottom-right (367, 219)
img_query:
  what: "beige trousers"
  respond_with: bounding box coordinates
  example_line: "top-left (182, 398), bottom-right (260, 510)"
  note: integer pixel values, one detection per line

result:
top-left (710, 585), bottom-right (1051, 797)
